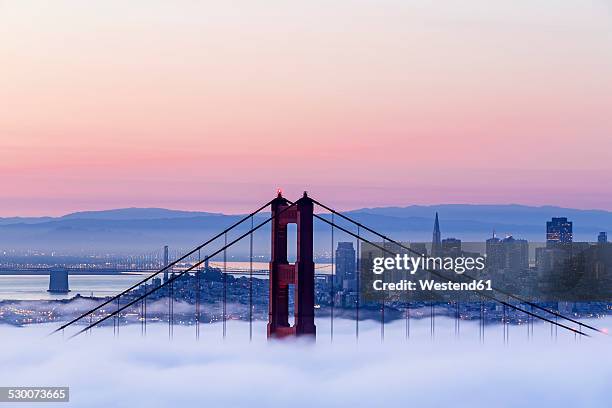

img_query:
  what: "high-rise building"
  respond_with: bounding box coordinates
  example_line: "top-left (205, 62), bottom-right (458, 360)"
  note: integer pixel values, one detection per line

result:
top-left (546, 217), bottom-right (573, 247)
top-left (536, 246), bottom-right (568, 275)
top-left (431, 212), bottom-right (442, 256)
top-left (442, 238), bottom-right (462, 257)
top-left (487, 234), bottom-right (528, 272)
top-left (598, 232), bottom-right (608, 244)
top-left (335, 242), bottom-right (356, 291)
top-left (501, 236), bottom-right (529, 271)
top-left (486, 233), bottom-right (503, 270)
top-left (410, 242), bottom-right (427, 257)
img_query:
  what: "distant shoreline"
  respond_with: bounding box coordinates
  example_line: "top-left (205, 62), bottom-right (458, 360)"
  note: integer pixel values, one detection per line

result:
top-left (0, 270), bottom-right (146, 276)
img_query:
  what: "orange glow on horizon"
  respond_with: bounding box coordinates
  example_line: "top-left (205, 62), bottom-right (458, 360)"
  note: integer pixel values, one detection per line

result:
top-left (1, 1), bottom-right (611, 216)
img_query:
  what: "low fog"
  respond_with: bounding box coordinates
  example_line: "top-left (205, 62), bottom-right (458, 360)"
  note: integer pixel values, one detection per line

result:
top-left (0, 317), bottom-right (610, 407)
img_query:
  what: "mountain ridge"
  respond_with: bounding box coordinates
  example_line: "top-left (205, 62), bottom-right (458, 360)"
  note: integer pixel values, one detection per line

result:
top-left (3, 203), bottom-right (612, 224)
top-left (1, 204), bottom-right (609, 252)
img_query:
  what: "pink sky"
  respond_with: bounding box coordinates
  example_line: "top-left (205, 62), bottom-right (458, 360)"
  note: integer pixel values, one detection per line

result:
top-left (1, 1), bottom-right (611, 216)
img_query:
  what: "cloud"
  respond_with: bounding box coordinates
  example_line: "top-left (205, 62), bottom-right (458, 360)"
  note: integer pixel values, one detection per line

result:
top-left (0, 317), bottom-right (611, 408)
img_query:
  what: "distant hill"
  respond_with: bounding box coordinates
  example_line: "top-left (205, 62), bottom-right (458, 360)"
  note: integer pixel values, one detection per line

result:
top-left (0, 205), bottom-right (610, 255)
top-left (0, 208), bottom-right (220, 225)
top-left (59, 207), bottom-right (222, 221)
top-left (348, 204), bottom-right (612, 229)
top-left (0, 216), bottom-right (54, 226)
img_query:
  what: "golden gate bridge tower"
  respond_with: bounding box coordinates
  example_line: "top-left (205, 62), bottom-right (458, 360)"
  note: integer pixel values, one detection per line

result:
top-left (268, 192), bottom-right (316, 338)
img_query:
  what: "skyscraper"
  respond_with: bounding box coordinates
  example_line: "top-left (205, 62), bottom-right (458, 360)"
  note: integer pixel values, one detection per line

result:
top-left (335, 242), bottom-right (356, 291)
top-left (431, 212), bottom-right (442, 256)
top-left (486, 233), bottom-right (503, 270)
top-left (486, 234), bottom-right (528, 272)
top-left (410, 242), bottom-right (427, 257)
top-left (546, 217), bottom-right (573, 247)
top-left (598, 232), bottom-right (608, 244)
top-left (501, 236), bottom-right (529, 271)
top-left (442, 237), bottom-right (462, 257)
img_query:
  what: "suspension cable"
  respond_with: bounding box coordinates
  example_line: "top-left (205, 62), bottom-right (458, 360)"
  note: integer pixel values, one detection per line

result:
top-left (311, 198), bottom-right (603, 335)
top-left (53, 199), bottom-right (273, 334)
top-left (65, 201), bottom-right (297, 339)
top-left (311, 209), bottom-right (590, 337)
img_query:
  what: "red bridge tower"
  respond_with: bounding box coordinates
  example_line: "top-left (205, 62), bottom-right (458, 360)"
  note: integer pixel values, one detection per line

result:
top-left (267, 192), bottom-right (316, 338)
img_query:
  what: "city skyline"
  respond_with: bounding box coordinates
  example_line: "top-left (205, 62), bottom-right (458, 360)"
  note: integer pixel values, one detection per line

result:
top-left (1, 0), bottom-right (612, 216)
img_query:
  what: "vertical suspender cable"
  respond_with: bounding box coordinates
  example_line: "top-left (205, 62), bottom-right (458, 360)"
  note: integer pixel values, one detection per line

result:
top-left (529, 303), bottom-right (533, 339)
top-left (249, 215), bottom-right (254, 342)
top-left (139, 289), bottom-right (142, 336)
top-left (430, 277), bottom-right (434, 340)
top-left (223, 232), bottom-right (227, 339)
top-left (116, 296), bottom-right (120, 337)
top-left (529, 302), bottom-right (533, 340)
top-left (196, 249), bottom-right (201, 340)
top-left (480, 295), bottom-right (484, 343)
top-left (456, 299), bottom-right (460, 339)
top-left (168, 274), bottom-right (171, 340)
top-left (507, 301), bottom-right (510, 344)
top-left (502, 303), bottom-right (505, 344)
top-left (381, 238), bottom-right (385, 343)
top-left (550, 318), bottom-right (553, 340)
top-left (507, 299), bottom-right (511, 344)
top-left (482, 296), bottom-right (485, 343)
top-left (140, 284), bottom-right (144, 336)
top-left (143, 280), bottom-right (147, 336)
top-left (405, 303), bottom-right (410, 341)
top-left (356, 225), bottom-right (360, 342)
top-left (526, 303), bottom-right (530, 341)
top-left (330, 212), bottom-right (335, 343)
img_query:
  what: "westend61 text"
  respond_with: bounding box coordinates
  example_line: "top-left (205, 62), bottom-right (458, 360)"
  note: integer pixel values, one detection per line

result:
top-left (372, 279), bottom-right (493, 292)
